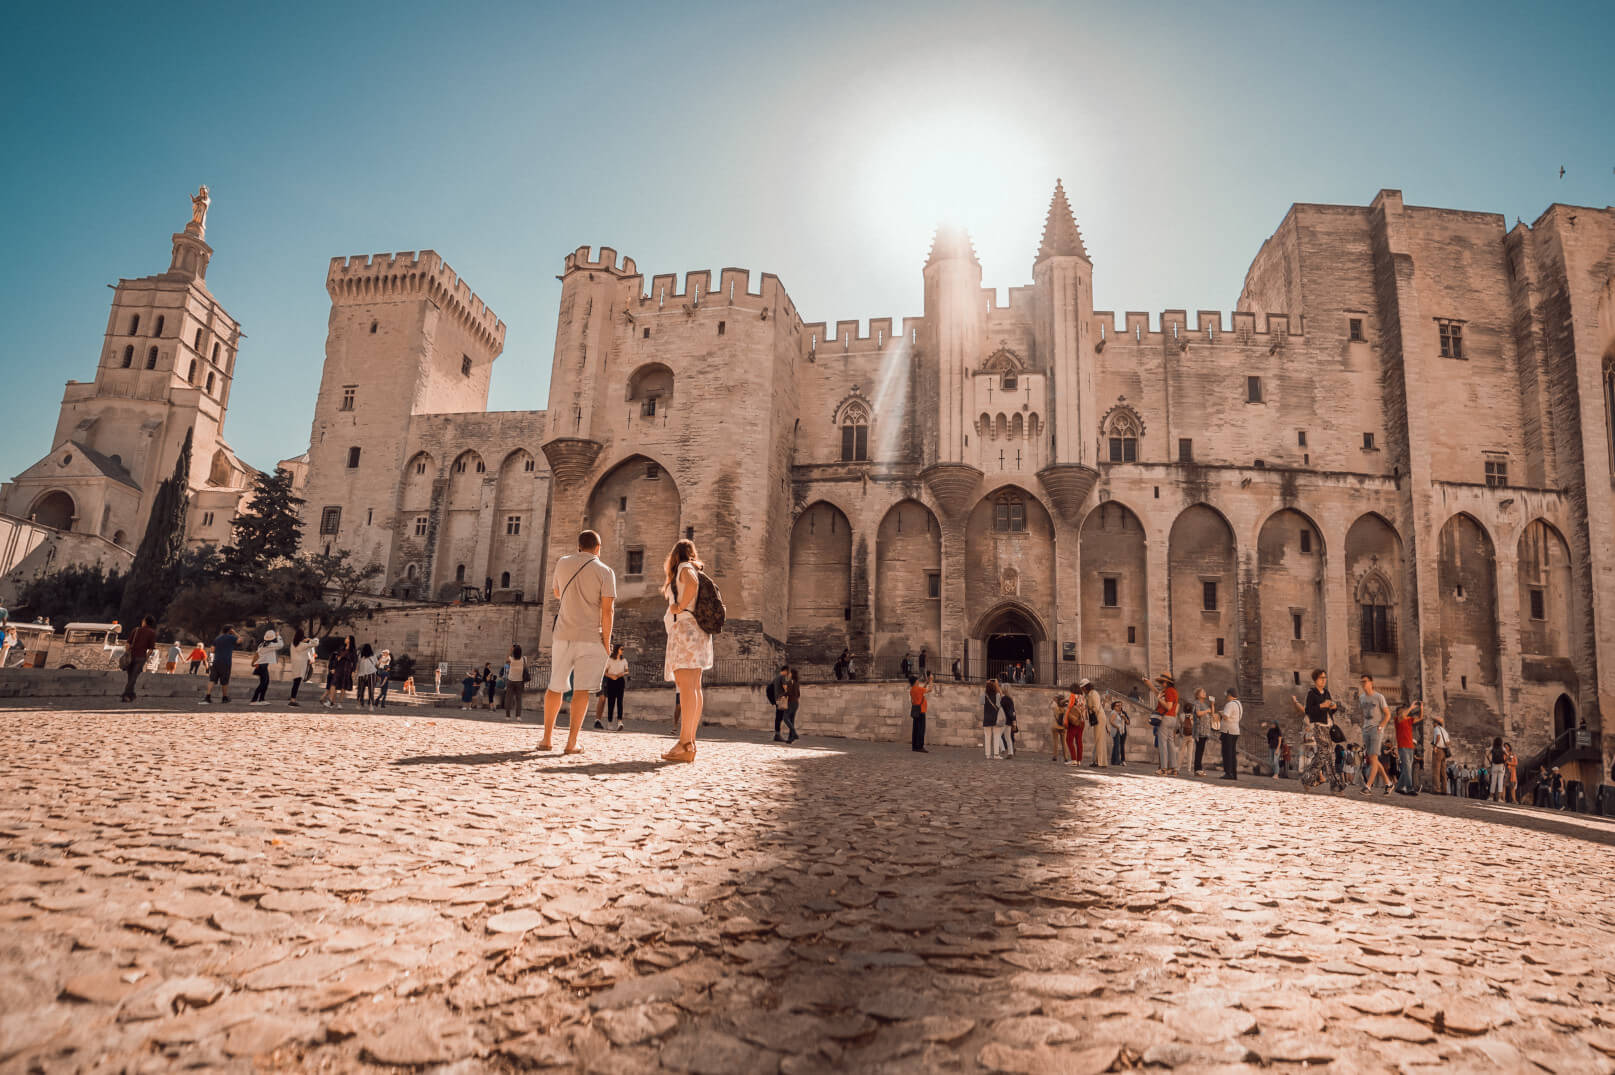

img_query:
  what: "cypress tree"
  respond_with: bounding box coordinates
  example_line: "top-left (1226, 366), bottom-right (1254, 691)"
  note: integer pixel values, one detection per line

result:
top-left (119, 427), bottom-right (193, 629)
top-left (224, 467), bottom-right (304, 580)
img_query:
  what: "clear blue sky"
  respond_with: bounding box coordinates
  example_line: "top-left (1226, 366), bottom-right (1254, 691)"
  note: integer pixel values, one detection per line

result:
top-left (2, 0), bottom-right (1610, 480)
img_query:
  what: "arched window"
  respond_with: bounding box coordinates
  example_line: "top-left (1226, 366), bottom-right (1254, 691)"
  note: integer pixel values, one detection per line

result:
top-left (500, 571), bottom-right (511, 588)
top-left (205, 371), bottom-right (215, 393)
top-left (993, 492), bottom-right (1026, 533)
top-left (1001, 372), bottom-right (1017, 391)
top-left (154, 315), bottom-right (164, 336)
top-left (979, 412), bottom-right (992, 439)
top-left (121, 345), bottom-right (134, 368)
top-left (1358, 571), bottom-right (1394, 654)
top-left (187, 359), bottom-right (197, 383)
top-left (1106, 408), bottom-right (1142, 463)
top-left (1010, 413), bottom-right (1024, 438)
top-left (628, 363), bottom-right (675, 417)
top-left (211, 342), bottom-right (221, 363)
top-left (128, 314), bottom-right (140, 335)
top-left (146, 347), bottom-right (158, 370)
top-left (455, 564), bottom-right (466, 583)
top-left (840, 401), bottom-right (870, 461)
top-left (994, 413), bottom-right (1007, 440)
top-left (194, 328), bottom-right (204, 349)
top-left (406, 564), bottom-right (417, 579)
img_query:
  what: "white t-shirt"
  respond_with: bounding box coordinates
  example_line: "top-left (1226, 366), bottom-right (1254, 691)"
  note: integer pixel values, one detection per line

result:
top-left (508, 656), bottom-right (526, 682)
top-left (255, 642), bottom-right (280, 666)
top-left (553, 553), bottom-right (617, 641)
top-left (605, 657), bottom-right (629, 677)
top-left (1220, 699), bottom-right (1243, 736)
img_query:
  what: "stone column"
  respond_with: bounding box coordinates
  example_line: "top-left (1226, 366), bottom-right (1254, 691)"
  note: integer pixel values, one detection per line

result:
top-left (1493, 523), bottom-right (1524, 740)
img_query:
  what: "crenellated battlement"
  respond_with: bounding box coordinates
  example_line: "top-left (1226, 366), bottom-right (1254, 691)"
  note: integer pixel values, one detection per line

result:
top-left (562, 245), bottom-right (638, 277)
top-left (327, 250), bottom-right (505, 352)
top-left (1090, 309), bottom-right (1306, 347)
top-left (800, 316), bottom-right (925, 354)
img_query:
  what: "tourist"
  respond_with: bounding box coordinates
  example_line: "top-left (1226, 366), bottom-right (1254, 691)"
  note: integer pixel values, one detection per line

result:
top-left (952, 658), bottom-right (962, 682)
top-left (770, 664), bottom-right (790, 741)
top-left (186, 641), bottom-right (207, 674)
top-left (542, 530), bottom-right (616, 756)
top-left (249, 630), bottom-right (281, 704)
top-left (1358, 675), bottom-right (1393, 795)
top-left (1110, 700), bottom-right (1129, 764)
top-left (1392, 700), bottom-right (1423, 795)
top-left (1084, 680), bottom-right (1108, 769)
top-left (900, 652), bottom-right (913, 679)
top-left (1504, 741), bottom-right (1519, 803)
top-left (1265, 721), bottom-right (1283, 778)
top-left (659, 538), bottom-right (714, 764)
top-left (1191, 690), bottom-right (1214, 776)
top-left (119, 615), bottom-right (159, 703)
top-left (981, 679), bottom-right (1007, 759)
top-left (1000, 685), bottom-right (1018, 757)
top-left (780, 666), bottom-right (801, 744)
top-left (1488, 736), bottom-right (1507, 801)
top-left (1550, 767), bottom-right (1565, 809)
top-left (1298, 669), bottom-right (1343, 792)
top-left (493, 662), bottom-right (509, 713)
top-left (165, 640), bottom-right (181, 674)
top-left (908, 673), bottom-right (930, 753)
top-left (201, 626), bottom-right (239, 704)
top-left (1218, 687), bottom-right (1242, 779)
top-left (375, 649), bottom-right (393, 708)
top-left (1063, 684), bottom-right (1084, 763)
top-left (460, 668), bottom-right (477, 710)
top-left (288, 633), bottom-right (317, 707)
top-left (601, 644), bottom-right (628, 729)
top-left (355, 644), bottom-right (378, 708)
top-left (1050, 688), bottom-right (1070, 761)
top-left (1446, 755), bottom-right (1460, 796)
top-left (1428, 708), bottom-right (1450, 793)
top-left (321, 636), bottom-right (356, 708)
top-left (505, 644), bottom-right (527, 721)
top-left (918, 647), bottom-right (928, 674)
top-left (435, 661), bottom-right (447, 695)
top-left (1280, 737), bottom-right (1293, 778)
top-left (481, 662), bottom-right (497, 709)
top-left (1151, 673), bottom-right (1178, 775)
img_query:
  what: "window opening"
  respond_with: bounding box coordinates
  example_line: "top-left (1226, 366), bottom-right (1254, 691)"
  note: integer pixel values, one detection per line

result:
top-left (1102, 577), bottom-right (1119, 608)
top-left (626, 549), bottom-right (645, 576)
top-left (346, 446), bottom-right (361, 468)
top-left (319, 506), bottom-right (341, 534)
top-left (1246, 376), bottom-right (1263, 403)
top-left (1202, 580), bottom-right (1219, 612)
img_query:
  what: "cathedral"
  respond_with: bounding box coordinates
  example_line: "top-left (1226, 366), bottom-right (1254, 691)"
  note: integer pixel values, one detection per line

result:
top-left (8, 182), bottom-right (1615, 766)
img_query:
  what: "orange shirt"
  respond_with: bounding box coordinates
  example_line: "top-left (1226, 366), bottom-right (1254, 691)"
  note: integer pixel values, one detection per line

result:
top-left (909, 683), bottom-right (928, 713)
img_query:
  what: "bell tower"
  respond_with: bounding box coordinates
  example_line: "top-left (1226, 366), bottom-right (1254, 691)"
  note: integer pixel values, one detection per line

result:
top-left (919, 226), bottom-right (987, 517)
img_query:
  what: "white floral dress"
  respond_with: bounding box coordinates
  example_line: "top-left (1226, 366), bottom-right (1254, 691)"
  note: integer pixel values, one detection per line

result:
top-left (663, 563), bottom-right (714, 681)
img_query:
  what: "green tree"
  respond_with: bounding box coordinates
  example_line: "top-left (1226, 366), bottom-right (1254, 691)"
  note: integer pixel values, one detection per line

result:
top-left (281, 549), bottom-right (383, 638)
top-left (119, 427), bottom-right (192, 630)
top-left (15, 563), bottom-right (126, 629)
top-left (223, 467), bottom-right (303, 580)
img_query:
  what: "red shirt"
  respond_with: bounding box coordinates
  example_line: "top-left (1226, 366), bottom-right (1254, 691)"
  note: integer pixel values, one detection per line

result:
top-left (1394, 714), bottom-right (1416, 749)
top-left (1156, 687), bottom-right (1178, 717)
top-left (909, 683), bottom-right (928, 713)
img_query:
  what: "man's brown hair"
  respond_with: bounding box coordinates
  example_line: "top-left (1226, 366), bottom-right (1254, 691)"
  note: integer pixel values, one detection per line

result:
top-left (578, 530), bottom-right (601, 551)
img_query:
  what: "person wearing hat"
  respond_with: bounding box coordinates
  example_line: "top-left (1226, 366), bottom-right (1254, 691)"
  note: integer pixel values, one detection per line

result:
top-left (1151, 673), bottom-right (1180, 775)
top-left (249, 629), bottom-right (282, 705)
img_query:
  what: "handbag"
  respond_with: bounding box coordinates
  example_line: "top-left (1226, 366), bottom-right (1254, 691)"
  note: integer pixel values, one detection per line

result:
top-left (1328, 721), bottom-right (1347, 744)
top-left (118, 650), bottom-right (133, 671)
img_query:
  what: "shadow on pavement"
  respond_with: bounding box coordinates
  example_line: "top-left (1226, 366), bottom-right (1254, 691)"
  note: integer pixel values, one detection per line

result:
top-left (392, 749), bottom-right (536, 767)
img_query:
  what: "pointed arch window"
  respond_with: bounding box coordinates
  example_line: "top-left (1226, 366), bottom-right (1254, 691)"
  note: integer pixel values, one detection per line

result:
top-left (1358, 572), bottom-right (1394, 654)
top-left (993, 492), bottom-right (1026, 533)
top-left (146, 346), bottom-right (158, 370)
top-left (840, 401), bottom-right (870, 462)
top-left (1106, 408), bottom-right (1142, 463)
top-left (121, 345), bottom-right (134, 368)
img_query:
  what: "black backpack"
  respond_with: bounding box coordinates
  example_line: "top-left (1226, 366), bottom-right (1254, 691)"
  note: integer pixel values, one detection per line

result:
top-left (692, 571), bottom-right (726, 635)
top-left (765, 680), bottom-right (777, 704)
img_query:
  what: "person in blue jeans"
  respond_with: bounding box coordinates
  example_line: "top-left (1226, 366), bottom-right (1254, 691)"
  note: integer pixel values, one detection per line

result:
top-left (1393, 700), bottom-right (1424, 795)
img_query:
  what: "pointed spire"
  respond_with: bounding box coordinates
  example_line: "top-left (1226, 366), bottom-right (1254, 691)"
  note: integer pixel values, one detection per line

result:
top-left (1036, 179), bottom-right (1088, 264)
top-left (926, 224), bottom-right (979, 267)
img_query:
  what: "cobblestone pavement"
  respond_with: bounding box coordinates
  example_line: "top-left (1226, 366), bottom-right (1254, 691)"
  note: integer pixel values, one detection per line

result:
top-left (2, 704), bottom-right (1614, 1074)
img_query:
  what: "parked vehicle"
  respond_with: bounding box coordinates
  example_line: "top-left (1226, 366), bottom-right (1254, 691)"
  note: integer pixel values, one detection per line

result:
top-left (3, 622), bottom-right (55, 668)
top-left (46, 622), bottom-right (127, 671)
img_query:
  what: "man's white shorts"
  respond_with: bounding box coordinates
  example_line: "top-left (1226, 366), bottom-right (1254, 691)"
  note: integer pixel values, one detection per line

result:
top-left (549, 638), bottom-right (607, 694)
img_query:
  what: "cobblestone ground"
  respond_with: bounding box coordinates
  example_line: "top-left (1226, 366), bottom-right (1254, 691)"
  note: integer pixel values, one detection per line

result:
top-left (2, 704), bottom-right (1614, 1074)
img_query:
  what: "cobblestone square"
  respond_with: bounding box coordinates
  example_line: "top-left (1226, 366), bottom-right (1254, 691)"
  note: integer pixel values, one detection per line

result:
top-left (2, 703), bottom-right (1613, 1073)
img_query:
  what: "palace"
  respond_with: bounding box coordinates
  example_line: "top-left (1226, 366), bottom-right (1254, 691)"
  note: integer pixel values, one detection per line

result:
top-left (8, 183), bottom-right (1615, 768)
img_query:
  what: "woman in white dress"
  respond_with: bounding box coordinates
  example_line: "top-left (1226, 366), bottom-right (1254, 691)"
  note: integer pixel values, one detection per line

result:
top-left (661, 539), bottom-right (714, 763)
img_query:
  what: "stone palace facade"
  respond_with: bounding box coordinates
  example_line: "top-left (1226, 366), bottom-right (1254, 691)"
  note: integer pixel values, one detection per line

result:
top-left (294, 183), bottom-right (1615, 759)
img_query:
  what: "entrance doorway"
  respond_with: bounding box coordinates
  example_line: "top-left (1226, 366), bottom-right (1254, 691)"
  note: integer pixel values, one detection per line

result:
top-left (976, 604), bottom-right (1044, 683)
top-left (1554, 694), bottom-right (1577, 741)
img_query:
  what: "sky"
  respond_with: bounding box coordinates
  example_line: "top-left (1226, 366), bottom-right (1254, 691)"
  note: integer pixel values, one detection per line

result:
top-left (1, 0), bottom-right (1611, 480)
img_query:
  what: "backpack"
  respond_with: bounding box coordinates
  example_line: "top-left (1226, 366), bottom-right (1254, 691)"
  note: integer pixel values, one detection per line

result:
top-left (765, 681), bottom-right (777, 704)
top-left (692, 571), bottom-right (726, 635)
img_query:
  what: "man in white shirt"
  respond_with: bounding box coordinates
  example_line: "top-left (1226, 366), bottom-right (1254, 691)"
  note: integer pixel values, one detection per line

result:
top-left (540, 530), bottom-right (616, 755)
top-left (1219, 688), bottom-right (1243, 780)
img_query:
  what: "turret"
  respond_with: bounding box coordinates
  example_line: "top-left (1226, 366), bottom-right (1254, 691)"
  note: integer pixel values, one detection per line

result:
top-left (918, 226), bottom-right (989, 516)
top-left (1032, 180), bottom-right (1098, 522)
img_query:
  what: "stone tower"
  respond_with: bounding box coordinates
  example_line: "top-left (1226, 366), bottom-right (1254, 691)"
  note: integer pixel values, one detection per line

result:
top-left (301, 252), bottom-right (505, 582)
top-left (0, 186), bottom-right (251, 553)
top-left (1031, 179), bottom-right (1100, 519)
top-left (918, 226), bottom-right (987, 519)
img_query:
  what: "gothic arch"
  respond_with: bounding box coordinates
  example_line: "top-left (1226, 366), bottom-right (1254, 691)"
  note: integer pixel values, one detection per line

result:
top-left (788, 501), bottom-right (853, 663)
top-left (1256, 507), bottom-right (1327, 703)
top-left (627, 363), bottom-right (675, 408)
top-left (1346, 512), bottom-right (1404, 680)
top-left (875, 499), bottom-right (941, 663)
top-left (1100, 402), bottom-right (1145, 438)
top-left (981, 346), bottom-right (1024, 374)
top-left (1078, 499), bottom-right (1147, 676)
top-left (971, 599), bottom-right (1049, 642)
top-left (1168, 503), bottom-right (1237, 689)
top-left (28, 489), bottom-right (75, 531)
top-left (1518, 518), bottom-right (1574, 660)
top-left (1437, 511), bottom-right (1501, 737)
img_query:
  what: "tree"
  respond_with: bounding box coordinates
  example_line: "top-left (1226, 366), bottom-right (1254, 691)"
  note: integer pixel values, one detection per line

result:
top-left (223, 468), bottom-right (303, 580)
top-left (284, 549), bottom-right (383, 638)
top-left (119, 428), bottom-right (192, 630)
top-left (15, 563), bottom-right (125, 629)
